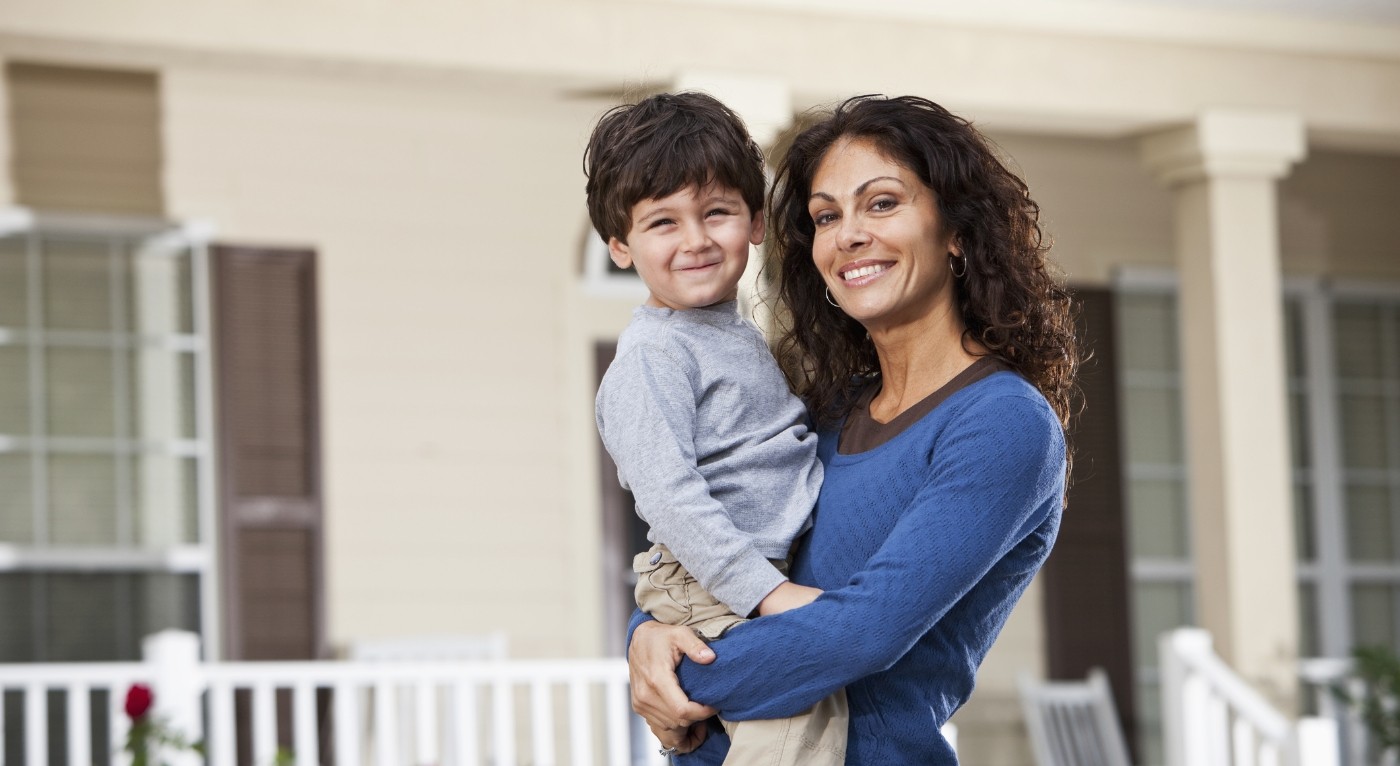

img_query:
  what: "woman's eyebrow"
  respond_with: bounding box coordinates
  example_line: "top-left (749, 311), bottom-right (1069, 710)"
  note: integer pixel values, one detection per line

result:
top-left (809, 176), bottom-right (905, 203)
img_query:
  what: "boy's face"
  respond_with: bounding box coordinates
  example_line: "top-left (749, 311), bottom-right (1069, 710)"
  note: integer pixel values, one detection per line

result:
top-left (608, 183), bottom-right (764, 311)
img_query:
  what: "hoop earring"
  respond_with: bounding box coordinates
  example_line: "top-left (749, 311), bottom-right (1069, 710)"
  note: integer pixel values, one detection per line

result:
top-left (825, 287), bottom-right (840, 308)
top-left (949, 253), bottom-right (967, 279)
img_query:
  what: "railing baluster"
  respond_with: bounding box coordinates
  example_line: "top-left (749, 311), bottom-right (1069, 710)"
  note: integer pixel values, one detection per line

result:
top-left (1232, 716), bottom-right (1256, 765)
top-left (415, 680), bottom-right (437, 765)
top-left (25, 683), bottom-right (46, 766)
top-left (1206, 693), bottom-right (1230, 765)
top-left (530, 679), bottom-right (555, 766)
top-left (208, 680), bottom-right (236, 766)
top-left (492, 680), bottom-right (516, 766)
top-left (373, 680), bottom-right (397, 766)
top-left (67, 683), bottom-right (90, 766)
top-left (333, 682), bottom-right (360, 766)
top-left (293, 681), bottom-right (319, 766)
top-left (252, 682), bottom-right (278, 766)
top-left (605, 679), bottom-right (629, 766)
top-left (568, 680), bottom-right (593, 766)
top-left (111, 684), bottom-right (132, 766)
top-left (452, 680), bottom-right (480, 766)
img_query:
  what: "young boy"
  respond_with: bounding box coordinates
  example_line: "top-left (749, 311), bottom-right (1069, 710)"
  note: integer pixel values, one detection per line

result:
top-left (586, 92), bottom-right (846, 765)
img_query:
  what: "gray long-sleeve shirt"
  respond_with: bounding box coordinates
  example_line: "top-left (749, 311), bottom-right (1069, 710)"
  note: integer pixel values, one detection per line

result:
top-left (595, 301), bottom-right (823, 617)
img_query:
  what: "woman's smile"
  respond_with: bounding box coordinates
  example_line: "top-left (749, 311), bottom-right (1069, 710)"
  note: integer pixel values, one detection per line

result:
top-left (839, 260), bottom-right (894, 285)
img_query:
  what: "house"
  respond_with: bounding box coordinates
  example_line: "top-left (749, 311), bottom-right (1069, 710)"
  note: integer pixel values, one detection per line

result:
top-left (1, 1), bottom-right (1398, 763)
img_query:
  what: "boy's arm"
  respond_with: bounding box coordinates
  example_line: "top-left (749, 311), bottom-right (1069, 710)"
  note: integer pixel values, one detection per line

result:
top-left (599, 344), bottom-right (787, 617)
top-left (757, 582), bottom-right (822, 615)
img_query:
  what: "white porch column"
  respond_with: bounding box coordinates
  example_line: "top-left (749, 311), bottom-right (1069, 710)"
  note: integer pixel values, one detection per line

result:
top-left (1141, 110), bottom-right (1306, 710)
top-left (674, 71), bottom-right (792, 335)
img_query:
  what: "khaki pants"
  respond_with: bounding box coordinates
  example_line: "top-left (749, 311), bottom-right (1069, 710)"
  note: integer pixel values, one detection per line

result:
top-left (634, 544), bottom-right (848, 766)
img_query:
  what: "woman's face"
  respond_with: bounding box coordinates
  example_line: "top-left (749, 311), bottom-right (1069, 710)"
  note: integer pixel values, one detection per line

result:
top-left (807, 137), bottom-right (959, 337)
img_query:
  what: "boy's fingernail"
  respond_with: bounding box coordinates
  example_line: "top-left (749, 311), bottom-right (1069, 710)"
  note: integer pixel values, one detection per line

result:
top-left (699, 648), bottom-right (715, 659)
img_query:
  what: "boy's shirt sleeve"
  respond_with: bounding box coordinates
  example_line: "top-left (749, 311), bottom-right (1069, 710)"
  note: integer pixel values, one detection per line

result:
top-left (597, 342), bottom-right (786, 618)
top-left (673, 394), bottom-right (1066, 720)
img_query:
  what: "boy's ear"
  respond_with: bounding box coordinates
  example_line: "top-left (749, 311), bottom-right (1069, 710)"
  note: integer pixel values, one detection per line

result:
top-left (749, 210), bottom-right (766, 246)
top-left (607, 237), bottom-right (633, 270)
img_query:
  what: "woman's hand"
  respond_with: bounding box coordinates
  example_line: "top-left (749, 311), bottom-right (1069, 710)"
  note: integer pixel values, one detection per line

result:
top-left (650, 720), bottom-right (710, 755)
top-left (629, 621), bottom-right (719, 732)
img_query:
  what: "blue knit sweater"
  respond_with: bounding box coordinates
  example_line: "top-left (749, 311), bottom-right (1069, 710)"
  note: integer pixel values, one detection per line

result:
top-left (633, 371), bottom-right (1065, 765)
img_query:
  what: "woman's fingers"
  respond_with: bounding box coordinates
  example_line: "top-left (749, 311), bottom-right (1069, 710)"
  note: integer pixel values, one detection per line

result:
top-left (649, 720), bottom-right (710, 756)
top-left (629, 622), bottom-right (719, 729)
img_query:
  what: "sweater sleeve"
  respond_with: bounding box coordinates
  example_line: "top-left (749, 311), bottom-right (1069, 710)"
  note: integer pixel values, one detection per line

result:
top-left (674, 394), bottom-right (1065, 720)
top-left (598, 343), bottom-right (786, 617)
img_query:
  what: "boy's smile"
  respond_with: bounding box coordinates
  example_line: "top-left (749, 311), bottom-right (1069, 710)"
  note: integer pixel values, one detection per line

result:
top-left (608, 183), bottom-right (764, 311)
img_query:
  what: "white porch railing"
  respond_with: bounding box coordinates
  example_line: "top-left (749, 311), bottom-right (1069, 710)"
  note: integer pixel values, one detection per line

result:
top-left (1299, 656), bottom-right (1395, 766)
top-left (0, 630), bottom-right (650, 766)
top-left (1160, 628), bottom-right (1340, 766)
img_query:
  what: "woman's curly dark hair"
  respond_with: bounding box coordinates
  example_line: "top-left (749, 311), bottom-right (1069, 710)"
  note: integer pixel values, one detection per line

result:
top-left (769, 95), bottom-right (1079, 432)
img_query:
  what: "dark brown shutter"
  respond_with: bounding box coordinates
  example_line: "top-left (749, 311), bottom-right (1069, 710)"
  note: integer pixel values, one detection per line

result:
top-left (212, 245), bottom-right (324, 662)
top-left (1041, 287), bottom-right (1137, 755)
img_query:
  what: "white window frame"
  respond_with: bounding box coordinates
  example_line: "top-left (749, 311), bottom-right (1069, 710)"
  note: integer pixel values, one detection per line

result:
top-left (0, 207), bottom-right (221, 659)
top-left (1115, 265), bottom-right (1400, 662)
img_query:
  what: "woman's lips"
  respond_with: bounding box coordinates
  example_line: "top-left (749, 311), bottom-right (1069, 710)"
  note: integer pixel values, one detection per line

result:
top-left (840, 261), bottom-right (892, 286)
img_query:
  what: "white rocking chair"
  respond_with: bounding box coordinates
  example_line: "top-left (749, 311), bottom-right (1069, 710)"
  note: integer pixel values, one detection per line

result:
top-left (1018, 667), bottom-right (1132, 766)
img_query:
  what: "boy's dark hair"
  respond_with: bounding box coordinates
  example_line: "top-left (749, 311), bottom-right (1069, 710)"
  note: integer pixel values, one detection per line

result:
top-left (584, 91), bottom-right (766, 245)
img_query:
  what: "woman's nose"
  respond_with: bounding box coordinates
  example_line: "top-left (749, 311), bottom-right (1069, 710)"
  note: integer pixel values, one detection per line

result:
top-left (836, 215), bottom-right (870, 251)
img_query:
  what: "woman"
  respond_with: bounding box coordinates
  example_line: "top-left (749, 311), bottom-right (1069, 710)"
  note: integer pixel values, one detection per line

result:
top-left (628, 94), bottom-right (1078, 764)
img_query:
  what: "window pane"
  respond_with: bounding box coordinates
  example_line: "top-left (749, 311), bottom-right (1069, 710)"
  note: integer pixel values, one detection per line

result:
top-left (0, 574), bottom-right (34, 661)
top-left (47, 573), bottom-right (122, 661)
top-left (46, 346), bottom-right (115, 437)
top-left (1129, 479), bottom-right (1188, 558)
top-left (48, 454), bottom-right (119, 545)
top-left (1133, 582), bottom-right (1192, 670)
top-left (43, 239), bottom-right (115, 331)
top-left (1119, 294), bottom-right (1179, 372)
top-left (1289, 390), bottom-right (1311, 469)
top-left (1299, 582), bottom-right (1319, 657)
top-left (1333, 304), bottom-right (1384, 380)
top-left (132, 454), bottom-right (199, 546)
top-left (0, 454), bottom-right (33, 543)
top-left (1338, 393), bottom-right (1389, 470)
top-left (0, 573), bottom-right (199, 663)
top-left (1352, 584), bottom-right (1397, 648)
top-left (0, 345), bottom-right (28, 435)
top-left (1284, 299), bottom-right (1306, 379)
top-left (129, 349), bottom-right (196, 440)
top-left (1294, 482), bottom-right (1315, 562)
top-left (0, 235), bottom-right (25, 327)
top-left (1123, 386), bottom-right (1183, 465)
top-left (1345, 484), bottom-right (1395, 562)
top-left (132, 572), bottom-right (200, 640)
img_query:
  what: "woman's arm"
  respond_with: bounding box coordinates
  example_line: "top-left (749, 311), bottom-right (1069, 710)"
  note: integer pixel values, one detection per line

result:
top-left (675, 394), bottom-right (1066, 720)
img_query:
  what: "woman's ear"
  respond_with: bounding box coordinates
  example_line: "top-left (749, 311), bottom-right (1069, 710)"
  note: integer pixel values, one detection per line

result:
top-left (607, 237), bottom-right (633, 270)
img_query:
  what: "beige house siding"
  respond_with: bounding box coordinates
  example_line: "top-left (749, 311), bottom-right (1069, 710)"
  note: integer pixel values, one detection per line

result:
top-left (162, 67), bottom-right (616, 658)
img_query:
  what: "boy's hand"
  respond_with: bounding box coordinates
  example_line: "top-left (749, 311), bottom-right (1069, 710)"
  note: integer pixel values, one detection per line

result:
top-left (756, 581), bottom-right (823, 616)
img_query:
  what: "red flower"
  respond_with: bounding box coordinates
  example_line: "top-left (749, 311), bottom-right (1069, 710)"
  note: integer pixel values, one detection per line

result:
top-left (125, 684), bottom-right (154, 720)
